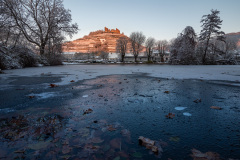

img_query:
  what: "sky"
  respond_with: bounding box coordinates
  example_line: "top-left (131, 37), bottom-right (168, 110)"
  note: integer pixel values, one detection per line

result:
top-left (63, 0), bottom-right (240, 41)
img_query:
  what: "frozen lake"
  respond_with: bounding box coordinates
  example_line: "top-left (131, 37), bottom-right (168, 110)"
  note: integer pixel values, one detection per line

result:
top-left (0, 64), bottom-right (240, 159)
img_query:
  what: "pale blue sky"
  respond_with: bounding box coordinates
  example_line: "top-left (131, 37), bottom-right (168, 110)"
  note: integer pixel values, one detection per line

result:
top-left (63, 0), bottom-right (240, 41)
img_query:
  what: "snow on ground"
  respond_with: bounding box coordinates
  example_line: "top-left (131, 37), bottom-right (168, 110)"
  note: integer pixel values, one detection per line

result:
top-left (1, 64), bottom-right (240, 85)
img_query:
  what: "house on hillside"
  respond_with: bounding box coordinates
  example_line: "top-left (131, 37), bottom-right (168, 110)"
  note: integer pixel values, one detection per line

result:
top-left (152, 49), bottom-right (170, 62)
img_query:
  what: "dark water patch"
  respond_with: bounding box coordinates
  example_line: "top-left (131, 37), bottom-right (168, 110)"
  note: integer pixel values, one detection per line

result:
top-left (8, 76), bottom-right (62, 85)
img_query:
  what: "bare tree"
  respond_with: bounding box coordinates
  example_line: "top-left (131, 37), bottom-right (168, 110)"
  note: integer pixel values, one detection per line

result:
top-left (145, 37), bottom-right (155, 62)
top-left (3, 0), bottom-right (78, 55)
top-left (0, 1), bottom-right (21, 47)
top-left (156, 40), bottom-right (168, 62)
top-left (100, 51), bottom-right (109, 61)
top-left (129, 32), bottom-right (146, 62)
top-left (116, 37), bottom-right (128, 62)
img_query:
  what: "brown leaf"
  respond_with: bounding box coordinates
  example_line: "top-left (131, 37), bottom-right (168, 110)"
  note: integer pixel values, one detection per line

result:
top-left (98, 94), bottom-right (103, 97)
top-left (107, 125), bottom-right (117, 131)
top-left (83, 108), bottom-right (93, 115)
top-left (191, 148), bottom-right (221, 160)
top-left (193, 98), bottom-right (202, 103)
top-left (139, 136), bottom-right (155, 146)
top-left (29, 96), bottom-right (35, 99)
top-left (70, 80), bottom-right (75, 82)
top-left (138, 136), bottom-right (161, 154)
top-left (14, 150), bottom-right (25, 153)
top-left (84, 144), bottom-right (100, 151)
top-left (210, 106), bottom-right (223, 110)
top-left (49, 84), bottom-right (58, 88)
top-left (165, 113), bottom-right (175, 119)
top-left (164, 91), bottom-right (170, 94)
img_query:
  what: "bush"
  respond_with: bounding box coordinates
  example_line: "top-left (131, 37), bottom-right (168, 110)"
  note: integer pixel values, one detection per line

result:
top-left (0, 46), bottom-right (40, 69)
top-left (46, 54), bottom-right (63, 66)
top-left (13, 47), bottom-right (39, 67)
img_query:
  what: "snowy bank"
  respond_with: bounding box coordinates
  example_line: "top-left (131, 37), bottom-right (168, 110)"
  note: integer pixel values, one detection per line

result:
top-left (1, 65), bottom-right (240, 86)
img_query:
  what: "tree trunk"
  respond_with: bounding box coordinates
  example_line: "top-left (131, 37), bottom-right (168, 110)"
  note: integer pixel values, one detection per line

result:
top-left (202, 37), bottom-right (210, 64)
top-left (121, 54), bottom-right (125, 63)
top-left (134, 55), bottom-right (137, 62)
top-left (161, 55), bottom-right (164, 62)
top-left (40, 43), bottom-right (46, 55)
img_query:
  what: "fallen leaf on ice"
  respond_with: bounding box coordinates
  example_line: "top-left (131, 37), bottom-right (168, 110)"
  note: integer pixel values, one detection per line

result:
top-left (83, 109), bottom-right (93, 115)
top-left (193, 99), bottom-right (202, 103)
top-left (165, 113), bottom-right (175, 119)
top-left (138, 136), bottom-right (161, 154)
top-left (14, 150), bottom-right (25, 153)
top-left (70, 80), bottom-right (75, 82)
top-left (29, 96), bottom-right (35, 99)
top-left (107, 125), bottom-right (117, 131)
top-left (210, 106), bottom-right (223, 110)
top-left (49, 84), bottom-right (58, 88)
top-left (164, 91), bottom-right (170, 94)
top-left (191, 148), bottom-right (221, 160)
top-left (84, 144), bottom-right (100, 151)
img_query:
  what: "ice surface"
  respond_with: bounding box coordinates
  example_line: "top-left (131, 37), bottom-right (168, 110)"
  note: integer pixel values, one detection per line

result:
top-left (1, 65), bottom-right (240, 85)
top-left (82, 95), bottom-right (88, 98)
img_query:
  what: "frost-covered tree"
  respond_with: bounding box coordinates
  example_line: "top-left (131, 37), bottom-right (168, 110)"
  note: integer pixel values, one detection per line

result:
top-left (3, 0), bottom-right (78, 55)
top-left (156, 40), bottom-right (168, 62)
top-left (130, 32), bottom-right (146, 62)
top-left (199, 9), bottom-right (225, 64)
top-left (170, 26), bottom-right (197, 64)
top-left (145, 37), bottom-right (155, 62)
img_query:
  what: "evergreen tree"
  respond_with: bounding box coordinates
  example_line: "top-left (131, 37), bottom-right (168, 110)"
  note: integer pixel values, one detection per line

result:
top-left (199, 9), bottom-right (225, 64)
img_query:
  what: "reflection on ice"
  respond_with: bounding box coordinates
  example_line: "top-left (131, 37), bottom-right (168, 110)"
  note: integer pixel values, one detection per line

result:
top-left (28, 92), bottom-right (56, 99)
top-left (0, 108), bottom-right (15, 113)
top-left (183, 112), bottom-right (192, 116)
top-left (174, 107), bottom-right (187, 111)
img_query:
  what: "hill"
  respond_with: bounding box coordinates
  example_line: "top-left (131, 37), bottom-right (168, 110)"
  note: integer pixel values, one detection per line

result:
top-left (62, 27), bottom-right (132, 53)
top-left (226, 32), bottom-right (240, 47)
